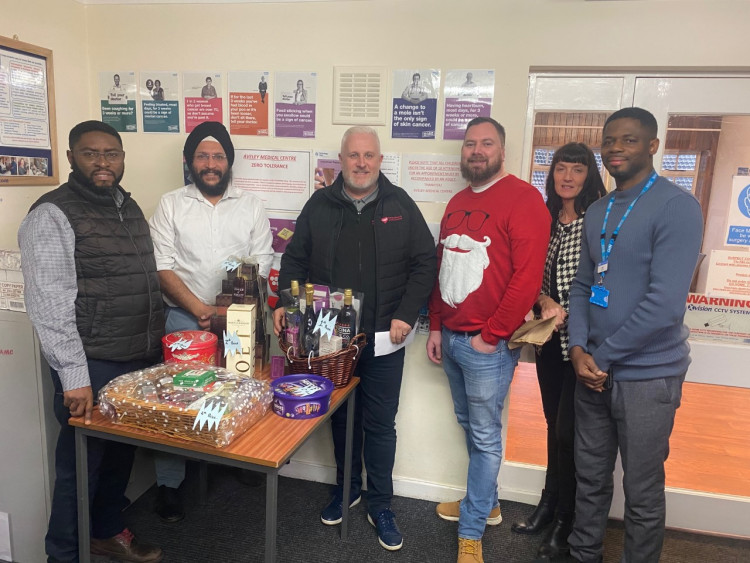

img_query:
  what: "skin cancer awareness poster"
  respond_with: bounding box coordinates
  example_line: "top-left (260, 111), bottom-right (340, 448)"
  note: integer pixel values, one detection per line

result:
top-left (443, 69), bottom-right (494, 140)
top-left (274, 71), bottom-right (316, 138)
top-left (99, 71), bottom-right (137, 132)
top-left (392, 69), bottom-right (440, 139)
top-left (228, 71), bottom-right (270, 136)
top-left (140, 71), bottom-right (180, 133)
top-left (184, 72), bottom-right (223, 133)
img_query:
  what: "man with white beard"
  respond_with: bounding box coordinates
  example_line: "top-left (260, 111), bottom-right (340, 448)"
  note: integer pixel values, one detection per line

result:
top-left (426, 117), bottom-right (550, 563)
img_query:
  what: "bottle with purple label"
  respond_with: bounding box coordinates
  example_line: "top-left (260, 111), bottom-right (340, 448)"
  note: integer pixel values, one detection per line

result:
top-left (284, 280), bottom-right (302, 354)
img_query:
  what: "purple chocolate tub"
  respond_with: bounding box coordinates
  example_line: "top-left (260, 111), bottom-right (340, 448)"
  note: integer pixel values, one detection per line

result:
top-left (272, 374), bottom-right (334, 419)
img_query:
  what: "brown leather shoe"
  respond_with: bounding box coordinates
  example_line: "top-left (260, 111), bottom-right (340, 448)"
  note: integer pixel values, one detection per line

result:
top-left (90, 528), bottom-right (163, 562)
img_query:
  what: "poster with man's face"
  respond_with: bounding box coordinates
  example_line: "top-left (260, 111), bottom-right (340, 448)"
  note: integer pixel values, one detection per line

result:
top-left (99, 70), bottom-right (137, 132)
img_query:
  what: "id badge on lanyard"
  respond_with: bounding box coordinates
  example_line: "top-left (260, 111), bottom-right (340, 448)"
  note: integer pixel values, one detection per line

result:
top-left (592, 172), bottom-right (657, 308)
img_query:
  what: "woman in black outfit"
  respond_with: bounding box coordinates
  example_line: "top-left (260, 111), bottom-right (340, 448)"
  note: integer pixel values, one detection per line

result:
top-left (511, 143), bottom-right (606, 559)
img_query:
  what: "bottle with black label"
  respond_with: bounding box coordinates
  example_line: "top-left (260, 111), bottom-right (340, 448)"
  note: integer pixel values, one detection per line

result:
top-left (301, 283), bottom-right (319, 356)
top-left (335, 288), bottom-right (357, 347)
top-left (284, 280), bottom-right (302, 355)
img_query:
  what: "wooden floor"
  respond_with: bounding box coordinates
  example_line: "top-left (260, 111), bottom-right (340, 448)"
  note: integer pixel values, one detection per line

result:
top-left (505, 362), bottom-right (750, 498)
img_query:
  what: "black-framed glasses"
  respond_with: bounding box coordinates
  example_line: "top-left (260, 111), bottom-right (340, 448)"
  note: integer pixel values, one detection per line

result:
top-left (75, 150), bottom-right (124, 163)
top-left (445, 210), bottom-right (490, 231)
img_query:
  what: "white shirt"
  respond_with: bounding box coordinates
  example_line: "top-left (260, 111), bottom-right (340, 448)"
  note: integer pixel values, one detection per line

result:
top-left (149, 182), bottom-right (274, 306)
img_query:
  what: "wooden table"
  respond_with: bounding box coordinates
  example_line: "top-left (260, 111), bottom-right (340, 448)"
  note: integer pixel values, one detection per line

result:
top-left (69, 376), bottom-right (359, 563)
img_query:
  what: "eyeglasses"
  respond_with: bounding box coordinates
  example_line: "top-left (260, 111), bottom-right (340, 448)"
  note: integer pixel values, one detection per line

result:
top-left (76, 150), bottom-right (125, 163)
top-left (445, 210), bottom-right (490, 231)
top-left (194, 153), bottom-right (227, 163)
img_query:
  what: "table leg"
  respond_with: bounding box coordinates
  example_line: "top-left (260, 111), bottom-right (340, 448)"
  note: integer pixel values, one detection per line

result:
top-left (75, 428), bottom-right (91, 563)
top-left (341, 391), bottom-right (356, 540)
top-left (265, 469), bottom-right (278, 563)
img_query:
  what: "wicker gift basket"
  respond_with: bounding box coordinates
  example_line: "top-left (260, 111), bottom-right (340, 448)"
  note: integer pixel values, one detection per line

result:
top-left (278, 332), bottom-right (366, 388)
top-left (98, 361), bottom-right (273, 448)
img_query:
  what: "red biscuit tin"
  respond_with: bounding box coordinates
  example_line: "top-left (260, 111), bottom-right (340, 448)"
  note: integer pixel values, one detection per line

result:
top-left (162, 330), bottom-right (218, 365)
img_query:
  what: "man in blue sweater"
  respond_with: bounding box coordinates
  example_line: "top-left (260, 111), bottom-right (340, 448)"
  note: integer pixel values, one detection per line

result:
top-left (565, 107), bottom-right (703, 563)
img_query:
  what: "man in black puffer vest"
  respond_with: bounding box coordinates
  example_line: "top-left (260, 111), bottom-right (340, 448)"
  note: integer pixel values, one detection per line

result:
top-left (273, 126), bottom-right (436, 552)
top-left (19, 121), bottom-right (164, 563)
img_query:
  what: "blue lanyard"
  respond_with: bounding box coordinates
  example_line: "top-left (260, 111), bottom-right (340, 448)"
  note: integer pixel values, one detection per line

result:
top-left (599, 172), bottom-right (658, 281)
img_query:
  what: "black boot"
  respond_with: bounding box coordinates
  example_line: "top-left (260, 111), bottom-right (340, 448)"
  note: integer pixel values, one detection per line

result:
top-left (536, 511), bottom-right (575, 558)
top-left (511, 489), bottom-right (557, 535)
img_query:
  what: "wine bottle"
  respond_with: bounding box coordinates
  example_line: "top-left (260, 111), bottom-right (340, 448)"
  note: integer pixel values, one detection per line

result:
top-left (335, 289), bottom-right (357, 347)
top-left (301, 283), bottom-right (319, 356)
top-left (284, 280), bottom-right (302, 354)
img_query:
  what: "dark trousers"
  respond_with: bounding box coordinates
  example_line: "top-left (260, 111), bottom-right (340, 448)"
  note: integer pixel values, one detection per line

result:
top-left (47, 358), bottom-right (153, 563)
top-left (569, 374), bottom-right (685, 563)
top-left (535, 334), bottom-right (577, 512)
top-left (330, 338), bottom-right (405, 517)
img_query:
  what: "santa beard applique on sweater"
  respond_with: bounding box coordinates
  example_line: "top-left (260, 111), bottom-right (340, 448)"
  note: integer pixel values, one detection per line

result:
top-left (439, 233), bottom-right (491, 308)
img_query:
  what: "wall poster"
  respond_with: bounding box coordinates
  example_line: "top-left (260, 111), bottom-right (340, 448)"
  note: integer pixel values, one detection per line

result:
top-left (141, 71), bottom-right (180, 133)
top-left (228, 71), bottom-right (270, 136)
top-left (232, 148), bottom-right (311, 211)
top-left (392, 69), bottom-right (440, 140)
top-left (274, 71), bottom-right (316, 138)
top-left (99, 70), bottom-right (137, 132)
top-left (0, 35), bottom-right (58, 186)
top-left (442, 69), bottom-right (494, 140)
top-left (184, 72), bottom-right (223, 133)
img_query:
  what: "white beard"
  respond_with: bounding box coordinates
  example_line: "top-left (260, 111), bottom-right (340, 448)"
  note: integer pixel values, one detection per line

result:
top-left (439, 233), bottom-right (491, 308)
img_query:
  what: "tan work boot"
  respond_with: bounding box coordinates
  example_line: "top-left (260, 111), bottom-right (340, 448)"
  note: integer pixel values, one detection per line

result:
top-left (458, 537), bottom-right (483, 563)
top-left (436, 499), bottom-right (502, 525)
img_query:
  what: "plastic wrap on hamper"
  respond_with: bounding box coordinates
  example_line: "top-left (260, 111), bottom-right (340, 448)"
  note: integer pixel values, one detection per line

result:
top-left (98, 361), bottom-right (273, 447)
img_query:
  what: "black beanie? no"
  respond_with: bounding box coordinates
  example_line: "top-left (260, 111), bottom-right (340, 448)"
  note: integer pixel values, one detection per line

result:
top-left (183, 121), bottom-right (235, 167)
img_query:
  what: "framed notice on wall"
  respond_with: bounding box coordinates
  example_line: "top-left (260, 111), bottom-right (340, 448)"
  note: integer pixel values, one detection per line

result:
top-left (0, 35), bottom-right (58, 186)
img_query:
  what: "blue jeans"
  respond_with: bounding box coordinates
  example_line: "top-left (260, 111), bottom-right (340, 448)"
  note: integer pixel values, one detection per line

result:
top-left (47, 358), bottom-right (153, 563)
top-left (154, 305), bottom-right (200, 487)
top-left (441, 327), bottom-right (519, 540)
top-left (330, 337), bottom-right (405, 517)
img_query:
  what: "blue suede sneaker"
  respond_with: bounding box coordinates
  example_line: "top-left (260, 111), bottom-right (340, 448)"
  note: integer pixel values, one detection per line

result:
top-left (320, 492), bottom-right (361, 525)
top-left (367, 508), bottom-right (403, 551)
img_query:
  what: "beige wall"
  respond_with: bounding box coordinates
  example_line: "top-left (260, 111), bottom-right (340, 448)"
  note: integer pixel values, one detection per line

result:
top-left (4, 0), bottom-right (750, 505)
top-left (4, 0), bottom-right (750, 245)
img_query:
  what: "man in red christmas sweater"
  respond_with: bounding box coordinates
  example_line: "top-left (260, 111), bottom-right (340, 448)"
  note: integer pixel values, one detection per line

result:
top-left (426, 117), bottom-right (550, 563)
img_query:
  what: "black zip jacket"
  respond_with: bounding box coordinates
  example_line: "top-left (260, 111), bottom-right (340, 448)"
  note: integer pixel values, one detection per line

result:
top-left (278, 172), bottom-right (436, 333)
